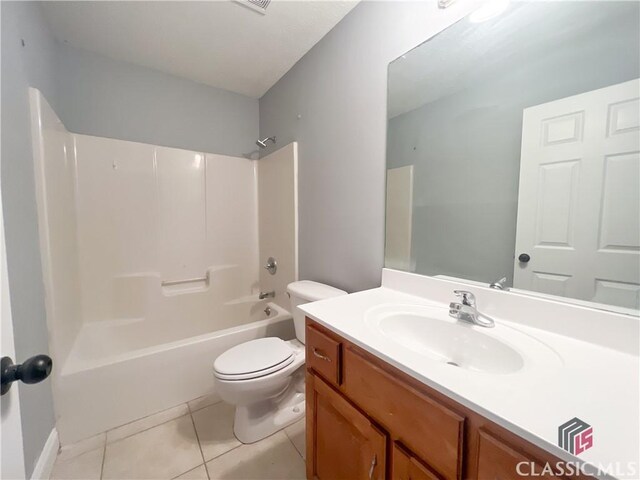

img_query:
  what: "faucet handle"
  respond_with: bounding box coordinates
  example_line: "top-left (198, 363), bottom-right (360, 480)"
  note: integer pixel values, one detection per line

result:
top-left (453, 290), bottom-right (475, 306)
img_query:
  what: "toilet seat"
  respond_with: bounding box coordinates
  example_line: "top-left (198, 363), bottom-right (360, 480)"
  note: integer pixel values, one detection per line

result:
top-left (213, 337), bottom-right (295, 381)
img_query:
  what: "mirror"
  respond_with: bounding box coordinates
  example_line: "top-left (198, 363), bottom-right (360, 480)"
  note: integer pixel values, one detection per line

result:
top-left (385, 1), bottom-right (640, 314)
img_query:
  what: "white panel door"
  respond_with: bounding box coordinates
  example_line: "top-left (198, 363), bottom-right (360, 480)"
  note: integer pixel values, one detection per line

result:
top-left (514, 79), bottom-right (640, 310)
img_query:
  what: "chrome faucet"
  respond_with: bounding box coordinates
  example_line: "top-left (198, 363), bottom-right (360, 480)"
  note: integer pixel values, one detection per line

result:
top-left (258, 291), bottom-right (275, 300)
top-left (489, 277), bottom-right (508, 290)
top-left (449, 290), bottom-right (495, 328)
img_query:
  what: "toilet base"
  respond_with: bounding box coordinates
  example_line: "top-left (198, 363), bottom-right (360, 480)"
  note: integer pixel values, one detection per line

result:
top-left (233, 369), bottom-right (305, 444)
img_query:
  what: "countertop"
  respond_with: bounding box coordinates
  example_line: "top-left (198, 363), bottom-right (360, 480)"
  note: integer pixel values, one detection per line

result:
top-left (300, 285), bottom-right (640, 480)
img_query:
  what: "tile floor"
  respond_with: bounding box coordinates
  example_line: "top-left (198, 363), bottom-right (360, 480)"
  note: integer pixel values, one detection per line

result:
top-left (51, 394), bottom-right (306, 480)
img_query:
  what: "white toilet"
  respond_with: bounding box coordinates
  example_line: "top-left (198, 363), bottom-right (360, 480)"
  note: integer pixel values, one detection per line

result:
top-left (213, 280), bottom-right (347, 443)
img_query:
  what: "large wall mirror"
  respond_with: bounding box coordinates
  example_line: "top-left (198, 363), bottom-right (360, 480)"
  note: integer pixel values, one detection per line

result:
top-left (385, 1), bottom-right (640, 315)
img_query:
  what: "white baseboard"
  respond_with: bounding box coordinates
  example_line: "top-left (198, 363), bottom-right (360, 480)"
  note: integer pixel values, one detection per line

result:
top-left (30, 428), bottom-right (59, 480)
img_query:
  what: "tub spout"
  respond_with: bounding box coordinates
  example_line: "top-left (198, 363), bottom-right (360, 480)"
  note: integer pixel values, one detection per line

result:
top-left (258, 291), bottom-right (275, 300)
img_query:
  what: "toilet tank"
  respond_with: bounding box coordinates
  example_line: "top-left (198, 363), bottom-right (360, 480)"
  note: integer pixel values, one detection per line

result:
top-left (287, 281), bottom-right (347, 344)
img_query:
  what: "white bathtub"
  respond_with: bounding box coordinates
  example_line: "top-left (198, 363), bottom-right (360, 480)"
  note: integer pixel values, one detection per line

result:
top-left (54, 301), bottom-right (294, 445)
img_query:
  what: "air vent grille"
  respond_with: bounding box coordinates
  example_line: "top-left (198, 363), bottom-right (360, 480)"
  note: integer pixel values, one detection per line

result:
top-left (234, 0), bottom-right (270, 15)
top-left (248, 0), bottom-right (270, 10)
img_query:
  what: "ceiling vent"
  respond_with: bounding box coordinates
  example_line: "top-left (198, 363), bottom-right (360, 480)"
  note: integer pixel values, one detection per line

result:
top-left (234, 0), bottom-right (271, 15)
top-left (438, 0), bottom-right (456, 8)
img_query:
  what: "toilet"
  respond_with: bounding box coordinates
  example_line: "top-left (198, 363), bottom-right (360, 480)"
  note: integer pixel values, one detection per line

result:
top-left (213, 280), bottom-right (347, 443)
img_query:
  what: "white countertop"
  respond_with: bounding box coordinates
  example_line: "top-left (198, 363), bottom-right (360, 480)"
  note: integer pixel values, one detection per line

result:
top-left (300, 283), bottom-right (640, 480)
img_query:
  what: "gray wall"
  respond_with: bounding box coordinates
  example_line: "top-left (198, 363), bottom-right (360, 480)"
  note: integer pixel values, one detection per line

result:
top-left (1, 2), bottom-right (57, 476)
top-left (259, 1), bottom-right (473, 292)
top-left (55, 44), bottom-right (259, 157)
top-left (388, 1), bottom-right (640, 286)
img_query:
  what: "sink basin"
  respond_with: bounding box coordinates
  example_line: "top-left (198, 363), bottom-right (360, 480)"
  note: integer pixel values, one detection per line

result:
top-left (365, 304), bottom-right (561, 375)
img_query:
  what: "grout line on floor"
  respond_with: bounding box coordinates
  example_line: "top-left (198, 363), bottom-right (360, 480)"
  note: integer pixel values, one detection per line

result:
top-left (187, 398), bottom-right (223, 414)
top-left (288, 436), bottom-right (305, 462)
top-left (57, 433), bottom-right (107, 463)
top-left (99, 437), bottom-right (107, 480)
top-left (65, 397), bottom-right (213, 454)
top-left (284, 431), bottom-right (305, 462)
top-left (205, 441), bottom-right (244, 464)
top-left (62, 401), bottom-right (190, 453)
top-left (170, 463), bottom-right (207, 480)
top-left (105, 402), bottom-right (188, 436)
top-left (188, 410), bottom-right (207, 466)
top-left (106, 410), bottom-right (191, 445)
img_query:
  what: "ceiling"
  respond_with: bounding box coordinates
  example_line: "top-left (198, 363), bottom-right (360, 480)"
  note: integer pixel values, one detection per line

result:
top-left (41, 1), bottom-right (359, 98)
top-left (387, 1), bottom-right (635, 118)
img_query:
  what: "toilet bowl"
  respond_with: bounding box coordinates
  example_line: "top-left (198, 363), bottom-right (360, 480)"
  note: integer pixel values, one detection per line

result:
top-left (213, 280), bottom-right (347, 444)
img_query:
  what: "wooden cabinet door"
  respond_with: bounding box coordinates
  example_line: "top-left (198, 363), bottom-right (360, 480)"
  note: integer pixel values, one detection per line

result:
top-left (392, 443), bottom-right (441, 480)
top-left (476, 429), bottom-right (555, 480)
top-left (343, 346), bottom-right (464, 480)
top-left (307, 372), bottom-right (386, 480)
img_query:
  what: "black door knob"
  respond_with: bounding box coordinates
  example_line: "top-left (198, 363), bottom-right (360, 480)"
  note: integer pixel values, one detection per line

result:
top-left (1, 354), bottom-right (52, 396)
top-left (518, 253), bottom-right (531, 263)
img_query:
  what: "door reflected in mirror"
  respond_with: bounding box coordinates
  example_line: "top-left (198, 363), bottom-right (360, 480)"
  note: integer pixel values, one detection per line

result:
top-left (385, 1), bottom-right (640, 314)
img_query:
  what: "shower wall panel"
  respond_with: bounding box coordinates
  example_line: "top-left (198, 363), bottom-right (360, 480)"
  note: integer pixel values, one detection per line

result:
top-left (73, 137), bottom-right (259, 324)
top-left (156, 147), bottom-right (207, 282)
top-left (258, 142), bottom-right (299, 309)
top-left (74, 136), bottom-right (157, 322)
top-left (206, 153), bottom-right (259, 291)
top-left (29, 89), bottom-right (83, 365)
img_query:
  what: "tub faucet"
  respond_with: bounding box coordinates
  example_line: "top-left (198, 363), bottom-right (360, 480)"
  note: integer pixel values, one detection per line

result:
top-left (259, 291), bottom-right (275, 300)
top-left (449, 290), bottom-right (495, 328)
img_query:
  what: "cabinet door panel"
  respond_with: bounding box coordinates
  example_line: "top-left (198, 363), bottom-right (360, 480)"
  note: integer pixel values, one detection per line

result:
top-left (392, 443), bottom-right (442, 480)
top-left (477, 429), bottom-right (555, 480)
top-left (343, 346), bottom-right (464, 479)
top-left (308, 372), bottom-right (386, 480)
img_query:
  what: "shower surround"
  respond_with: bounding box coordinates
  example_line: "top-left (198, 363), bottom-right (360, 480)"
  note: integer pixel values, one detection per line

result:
top-left (29, 89), bottom-right (298, 444)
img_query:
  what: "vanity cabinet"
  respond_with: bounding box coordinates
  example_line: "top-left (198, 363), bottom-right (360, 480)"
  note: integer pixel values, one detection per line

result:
top-left (307, 372), bottom-right (386, 480)
top-left (305, 319), bottom-right (590, 480)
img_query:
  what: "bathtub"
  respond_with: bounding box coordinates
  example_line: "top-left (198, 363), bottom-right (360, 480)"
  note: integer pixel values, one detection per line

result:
top-left (54, 301), bottom-right (294, 445)
top-left (30, 89), bottom-right (301, 446)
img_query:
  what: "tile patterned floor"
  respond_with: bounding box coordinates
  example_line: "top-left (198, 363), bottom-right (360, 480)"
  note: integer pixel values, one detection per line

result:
top-left (51, 394), bottom-right (306, 480)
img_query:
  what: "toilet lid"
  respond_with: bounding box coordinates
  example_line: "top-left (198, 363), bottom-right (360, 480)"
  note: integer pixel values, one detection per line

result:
top-left (213, 337), bottom-right (294, 380)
